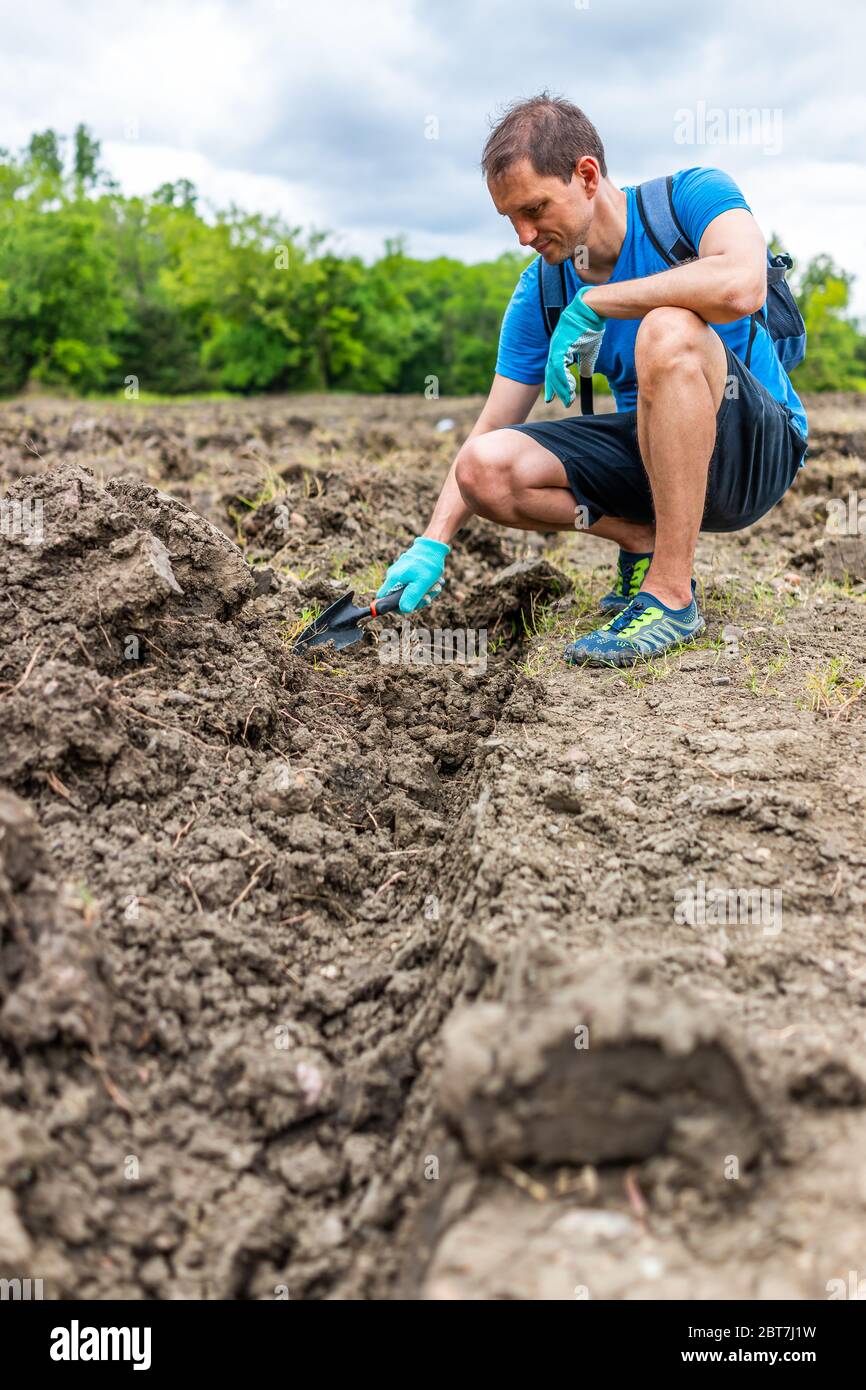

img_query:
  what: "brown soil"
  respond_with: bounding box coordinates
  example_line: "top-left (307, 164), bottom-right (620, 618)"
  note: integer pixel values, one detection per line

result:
top-left (1, 390), bottom-right (865, 1301)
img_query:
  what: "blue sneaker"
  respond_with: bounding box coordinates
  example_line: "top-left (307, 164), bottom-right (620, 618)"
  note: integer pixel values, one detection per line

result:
top-left (565, 584), bottom-right (704, 667)
top-left (599, 549), bottom-right (653, 614)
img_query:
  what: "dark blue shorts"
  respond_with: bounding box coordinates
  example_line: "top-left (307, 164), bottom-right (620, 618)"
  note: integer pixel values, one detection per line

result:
top-left (506, 344), bottom-right (809, 533)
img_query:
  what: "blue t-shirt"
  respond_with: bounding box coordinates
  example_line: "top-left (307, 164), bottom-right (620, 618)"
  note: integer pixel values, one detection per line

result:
top-left (495, 167), bottom-right (808, 440)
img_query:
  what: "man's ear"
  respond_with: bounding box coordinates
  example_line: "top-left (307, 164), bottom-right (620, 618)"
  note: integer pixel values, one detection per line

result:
top-left (575, 156), bottom-right (600, 197)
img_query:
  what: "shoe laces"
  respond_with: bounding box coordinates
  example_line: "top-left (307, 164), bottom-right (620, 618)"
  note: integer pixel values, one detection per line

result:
top-left (604, 596), bottom-right (647, 634)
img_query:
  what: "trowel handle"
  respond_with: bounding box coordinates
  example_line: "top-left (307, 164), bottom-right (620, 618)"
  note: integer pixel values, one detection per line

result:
top-left (365, 583), bottom-right (407, 620)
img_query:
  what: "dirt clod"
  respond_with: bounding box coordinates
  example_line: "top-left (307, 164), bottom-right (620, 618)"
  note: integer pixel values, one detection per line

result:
top-left (440, 961), bottom-right (767, 1171)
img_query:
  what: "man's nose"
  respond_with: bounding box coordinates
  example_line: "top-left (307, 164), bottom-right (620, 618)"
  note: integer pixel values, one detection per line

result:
top-left (514, 219), bottom-right (537, 247)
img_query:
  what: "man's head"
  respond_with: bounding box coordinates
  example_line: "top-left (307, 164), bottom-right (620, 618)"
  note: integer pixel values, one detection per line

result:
top-left (481, 93), bottom-right (607, 264)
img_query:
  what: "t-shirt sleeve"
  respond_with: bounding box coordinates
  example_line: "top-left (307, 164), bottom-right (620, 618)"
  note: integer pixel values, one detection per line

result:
top-left (671, 167), bottom-right (752, 251)
top-left (494, 260), bottom-right (548, 384)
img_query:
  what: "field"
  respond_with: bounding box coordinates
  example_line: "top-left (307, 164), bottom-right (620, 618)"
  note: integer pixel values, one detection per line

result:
top-left (1, 388), bottom-right (865, 1301)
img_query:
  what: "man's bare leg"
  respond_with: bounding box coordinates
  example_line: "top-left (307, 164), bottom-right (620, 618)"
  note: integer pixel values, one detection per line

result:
top-left (454, 429), bottom-right (655, 554)
top-left (634, 307), bottom-right (728, 608)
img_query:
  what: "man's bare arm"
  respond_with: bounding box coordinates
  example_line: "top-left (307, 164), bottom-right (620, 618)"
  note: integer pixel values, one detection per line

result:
top-left (582, 209), bottom-right (767, 325)
top-left (423, 373), bottom-right (540, 544)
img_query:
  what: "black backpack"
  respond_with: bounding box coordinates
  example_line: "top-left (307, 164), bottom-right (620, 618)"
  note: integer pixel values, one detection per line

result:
top-left (538, 174), bottom-right (806, 413)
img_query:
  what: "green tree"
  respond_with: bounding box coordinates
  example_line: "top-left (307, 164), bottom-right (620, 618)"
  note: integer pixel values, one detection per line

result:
top-left (73, 124), bottom-right (102, 187)
top-left (27, 130), bottom-right (64, 179)
top-left (152, 178), bottom-right (198, 211)
top-left (791, 255), bottom-right (866, 392)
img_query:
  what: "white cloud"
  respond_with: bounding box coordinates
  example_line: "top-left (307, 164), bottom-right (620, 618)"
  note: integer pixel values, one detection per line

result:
top-left (102, 140), bottom-right (329, 232)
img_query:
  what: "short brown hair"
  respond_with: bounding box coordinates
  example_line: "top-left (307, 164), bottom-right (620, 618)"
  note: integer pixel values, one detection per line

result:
top-left (481, 92), bottom-right (607, 183)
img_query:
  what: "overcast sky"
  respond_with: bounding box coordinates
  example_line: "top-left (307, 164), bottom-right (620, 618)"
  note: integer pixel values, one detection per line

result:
top-left (3, 0), bottom-right (865, 315)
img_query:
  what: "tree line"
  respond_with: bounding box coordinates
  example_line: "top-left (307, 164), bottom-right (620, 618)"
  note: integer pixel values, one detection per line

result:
top-left (0, 126), bottom-right (863, 399)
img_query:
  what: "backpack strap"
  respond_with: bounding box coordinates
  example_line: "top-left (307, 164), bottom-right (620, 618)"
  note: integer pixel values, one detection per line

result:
top-left (635, 175), bottom-right (697, 266)
top-left (537, 257), bottom-right (594, 414)
top-left (538, 257), bottom-right (568, 335)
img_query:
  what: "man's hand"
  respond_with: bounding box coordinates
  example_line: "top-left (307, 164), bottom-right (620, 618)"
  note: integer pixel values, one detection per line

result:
top-left (545, 285), bottom-right (606, 408)
top-left (377, 536), bottom-right (450, 613)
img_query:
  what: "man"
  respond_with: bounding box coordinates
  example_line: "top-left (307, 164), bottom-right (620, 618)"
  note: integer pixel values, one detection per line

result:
top-left (377, 94), bottom-right (808, 666)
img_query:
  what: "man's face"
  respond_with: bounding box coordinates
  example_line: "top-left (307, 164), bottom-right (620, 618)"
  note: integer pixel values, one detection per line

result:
top-left (487, 157), bottom-right (594, 264)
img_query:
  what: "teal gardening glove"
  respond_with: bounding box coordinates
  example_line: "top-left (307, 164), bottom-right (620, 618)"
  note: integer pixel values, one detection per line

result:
top-left (377, 536), bottom-right (450, 613)
top-left (545, 285), bottom-right (606, 408)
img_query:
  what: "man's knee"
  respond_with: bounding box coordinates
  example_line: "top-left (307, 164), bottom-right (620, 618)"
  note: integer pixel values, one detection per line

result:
top-left (635, 306), bottom-right (707, 380)
top-left (455, 430), bottom-right (517, 513)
